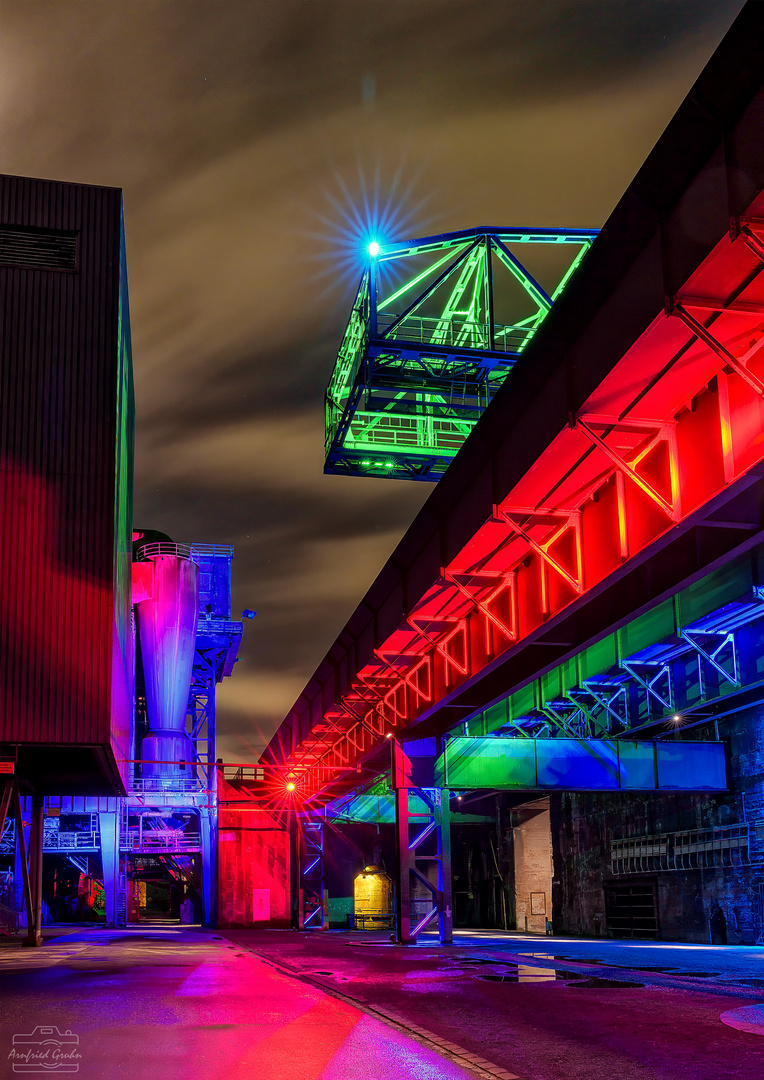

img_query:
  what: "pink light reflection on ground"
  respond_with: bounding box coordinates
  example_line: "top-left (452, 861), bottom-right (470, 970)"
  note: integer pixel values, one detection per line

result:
top-left (0, 928), bottom-right (479, 1080)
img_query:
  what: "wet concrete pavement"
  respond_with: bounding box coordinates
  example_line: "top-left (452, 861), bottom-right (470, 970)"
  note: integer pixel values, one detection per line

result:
top-left (0, 926), bottom-right (483, 1080)
top-left (220, 927), bottom-right (764, 1080)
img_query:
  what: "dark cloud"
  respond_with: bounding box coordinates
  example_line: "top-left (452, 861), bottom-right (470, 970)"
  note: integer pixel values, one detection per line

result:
top-left (0, 0), bottom-right (745, 758)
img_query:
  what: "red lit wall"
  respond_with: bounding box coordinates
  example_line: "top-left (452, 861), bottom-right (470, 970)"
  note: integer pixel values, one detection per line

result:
top-left (217, 778), bottom-right (290, 928)
top-left (0, 175), bottom-right (134, 794)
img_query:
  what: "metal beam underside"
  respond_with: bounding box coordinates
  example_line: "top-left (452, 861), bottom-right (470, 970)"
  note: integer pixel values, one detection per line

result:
top-left (466, 569), bottom-right (764, 740)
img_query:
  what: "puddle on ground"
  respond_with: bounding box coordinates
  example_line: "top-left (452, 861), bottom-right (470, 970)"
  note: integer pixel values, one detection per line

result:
top-left (478, 966), bottom-right (586, 983)
top-left (666, 972), bottom-right (718, 979)
top-left (345, 941), bottom-right (399, 947)
top-left (548, 959), bottom-right (605, 967)
top-left (479, 973), bottom-right (558, 983)
top-left (568, 978), bottom-right (644, 989)
top-left (454, 957), bottom-right (509, 965)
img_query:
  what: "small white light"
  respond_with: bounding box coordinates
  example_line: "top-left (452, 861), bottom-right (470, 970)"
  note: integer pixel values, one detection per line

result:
top-left (368, 241), bottom-right (380, 257)
top-left (672, 713), bottom-right (682, 723)
top-left (385, 732), bottom-right (393, 739)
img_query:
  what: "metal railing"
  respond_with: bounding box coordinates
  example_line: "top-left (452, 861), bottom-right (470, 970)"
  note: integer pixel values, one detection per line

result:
top-left (134, 542), bottom-right (193, 562)
top-left (0, 901), bottom-right (19, 936)
top-left (348, 912), bottom-right (396, 930)
top-left (189, 543), bottom-right (234, 559)
top-left (222, 765), bottom-right (265, 782)
top-left (130, 778), bottom-right (206, 795)
top-left (122, 828), bottom-right (201, 853)
top-left (377, 313), bottom-right (526, 353)
top-left (611, 823), bottom-right (751, 875)
top-left (43, 830), bottom-right (100, 851)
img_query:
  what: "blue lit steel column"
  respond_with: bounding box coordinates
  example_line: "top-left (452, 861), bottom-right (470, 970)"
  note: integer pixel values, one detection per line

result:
top-left (436, 788), bottom-right (453, 945)
top-left (301, 818), bottom-right (324, 929)
top-left (11, 786), bottom-right (33, 936)
top-left (13, 800), bottom-right (29, 930)
top-left (23, 794), bottom-right (43, 947)
top-left (99, 811), bottom-right (120, 928)
top-left (289, 812), bottom-right (302, 928)
top-left (200, 760), bottom-right (219, 927)
top-left (393, 740), bottom-right (414, 944)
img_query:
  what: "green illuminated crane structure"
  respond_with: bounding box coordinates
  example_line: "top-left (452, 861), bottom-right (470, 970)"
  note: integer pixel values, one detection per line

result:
top-left (324, 227), bottom-right (598, 481)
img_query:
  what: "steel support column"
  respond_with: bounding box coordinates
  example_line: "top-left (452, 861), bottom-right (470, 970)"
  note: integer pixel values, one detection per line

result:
top-left (10, 784), bottom-right (34, 941)
top-left (436, 788), bottom-right (453, 945)
top-left (394, 785), bottom-right (413, 944)
top-left (199, 808), bottom-right (217, 928)
top-left (289, 808), bottom-right (303, 930)
top-left (393, 737), bottom-right (413, 943)
top-left (300, 819), bottom-right (324, 929)
top-left (23, 794), bottom-right (43, 947)
top-left (98, 811), bottom-right (121, 928)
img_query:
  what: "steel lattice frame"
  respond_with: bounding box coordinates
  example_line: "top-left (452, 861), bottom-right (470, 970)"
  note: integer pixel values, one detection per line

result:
top-left (285, 213), bottom-right (764, 800)
top-left (300, 821), bottom-right (324, 928)
top-left (468, 584), bottom-right (764, 741)
top-left (324, 228), bottom-right (597, 481)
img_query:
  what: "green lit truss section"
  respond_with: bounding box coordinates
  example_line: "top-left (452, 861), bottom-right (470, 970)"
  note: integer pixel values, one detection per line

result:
top-left (324, 226), bottom-right (598, 481)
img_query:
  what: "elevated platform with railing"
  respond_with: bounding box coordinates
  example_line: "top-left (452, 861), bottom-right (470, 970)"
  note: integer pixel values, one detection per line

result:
top-left (324, 227), bottom-right (597, 481)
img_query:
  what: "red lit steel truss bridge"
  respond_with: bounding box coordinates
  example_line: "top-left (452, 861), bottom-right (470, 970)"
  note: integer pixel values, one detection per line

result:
top-left (267, 18), bottom-right (764, 811)
top-left (324, 227), bottom-right (597, 481)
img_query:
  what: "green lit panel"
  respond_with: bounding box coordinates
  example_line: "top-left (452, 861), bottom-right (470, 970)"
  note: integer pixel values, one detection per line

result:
top-left (441, 736), bottom-right (537, 788)
top-left (325, 227), bottom-right (598, 482)
top-left (439, 737), bottom-right (726, 791)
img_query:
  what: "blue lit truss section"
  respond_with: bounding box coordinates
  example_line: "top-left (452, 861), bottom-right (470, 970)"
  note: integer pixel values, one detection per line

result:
top-left (324, 227), bottom-right (598, 482)
top-left (465, 553), bottom-right (764, 742)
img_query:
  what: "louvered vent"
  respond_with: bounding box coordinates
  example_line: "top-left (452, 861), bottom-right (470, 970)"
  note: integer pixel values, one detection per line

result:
top-left (0, 226), bottom-right (77, 271)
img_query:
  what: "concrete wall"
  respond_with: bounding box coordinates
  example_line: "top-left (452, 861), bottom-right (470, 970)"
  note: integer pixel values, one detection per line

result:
top-left (550, 708), bottom-right (764, 943)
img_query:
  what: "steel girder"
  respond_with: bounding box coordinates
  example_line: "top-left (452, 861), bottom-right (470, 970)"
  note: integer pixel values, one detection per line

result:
top-left (300, 820), bottom-right (324, 929)
top-left (285, 216), bottom-right (764, 800)
top-left (325, 228), bottom-right (597, 481)
top-left (470, 589), bottom-right (764, 741)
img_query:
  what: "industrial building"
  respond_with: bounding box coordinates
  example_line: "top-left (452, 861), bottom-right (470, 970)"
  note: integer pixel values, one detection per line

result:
top-left (0, 175), bottom-right (244, 940)
top-left (4, 4), bottom-right (764, 954)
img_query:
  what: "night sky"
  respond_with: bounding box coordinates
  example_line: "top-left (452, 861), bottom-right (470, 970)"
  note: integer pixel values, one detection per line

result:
top-left (0, 0), bottom-right (745, 761)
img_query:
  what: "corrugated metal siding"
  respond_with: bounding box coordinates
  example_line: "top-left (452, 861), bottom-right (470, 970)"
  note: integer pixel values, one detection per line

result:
top-left (110, 210), bottom-right (135, 790)
top-left (0, 174), bottom-right (134, 787)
